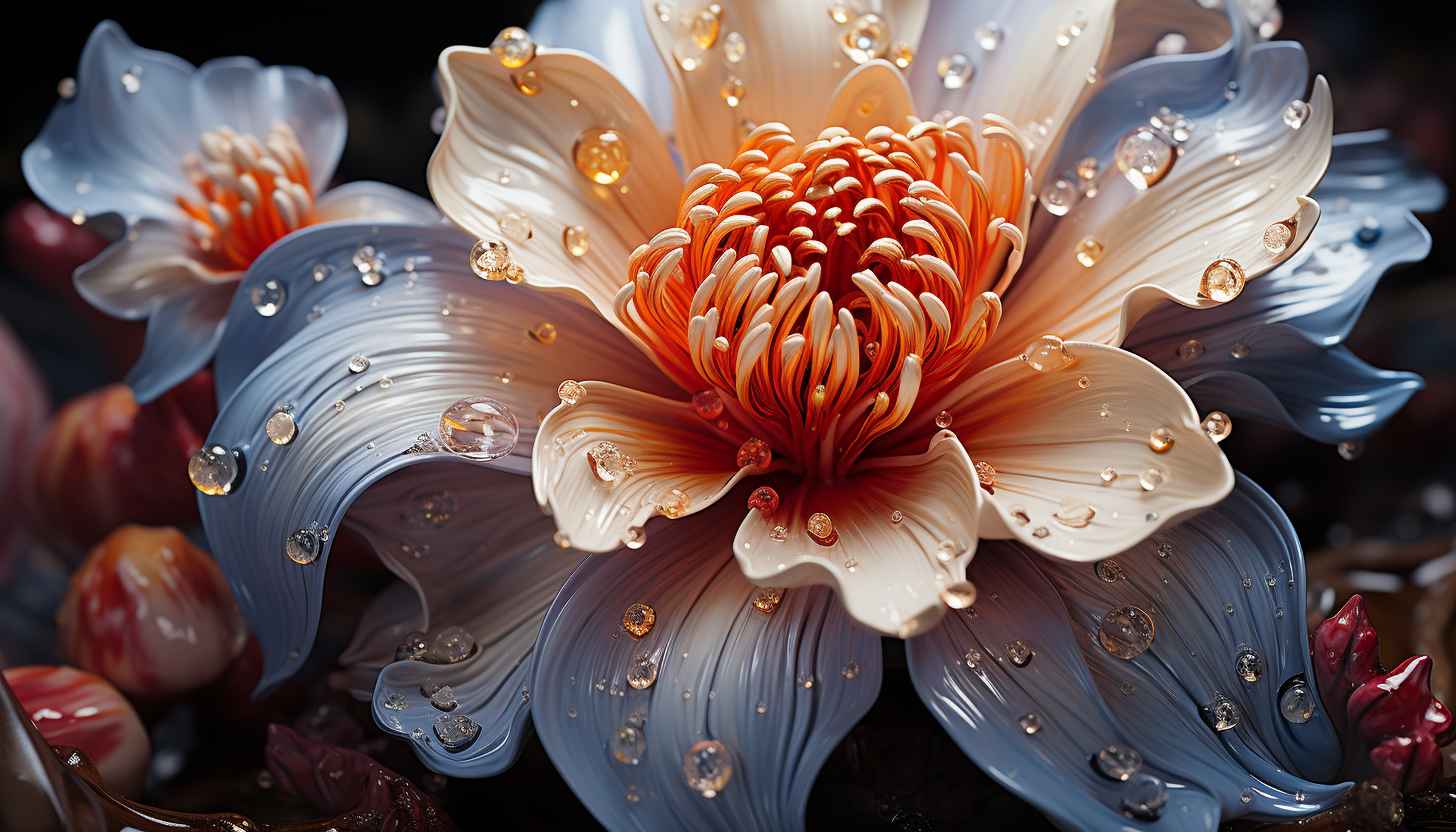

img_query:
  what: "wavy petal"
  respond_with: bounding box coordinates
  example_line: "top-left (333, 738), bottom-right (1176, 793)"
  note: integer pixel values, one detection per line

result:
top-left (123, 280), bottom-right (233, 404)
top-left (530, 500), bottom-right (882, 832)
top-left (733, 431), bottom-right (982, 638)
top-left (1317, 129), bottom-right (1447, 214)
top-left (822, 60), bottom-right (918, 140)
top-left (430, 45), bottom-right (680, 322)
top-left (986, 43), bottom-right (1332, 360)
top-left (641, 0), bottom-right (928, 170)
top-left (337, 463), bottom-right (578, 777)
top-left (1098, 0), bottom-right (1232, 74)
top-left (907, 477), bottom-right (1347, 832)
top-left (887, 342), bottom-right (1233, 562)
top-left (532, 382), bottom-right (753, 553)
top-left (531, 0), bottom-right (675, 129)
top-left (73, 218), bottom-right (236, 319)
top-left (198, 221), bottom-right (673, 694)
top-left (315, 181), bottom-right (446, 225)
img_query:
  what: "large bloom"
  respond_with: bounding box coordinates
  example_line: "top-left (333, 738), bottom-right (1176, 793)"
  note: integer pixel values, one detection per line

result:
top-left (22, 21), bottom-right (442, 402)
top-left (188, 1), bottom-right (1436, 829)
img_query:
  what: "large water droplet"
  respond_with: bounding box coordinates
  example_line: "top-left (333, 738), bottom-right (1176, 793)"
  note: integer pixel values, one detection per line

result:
top-left (251, 279), bottom-right (286, 316)
top-left (939, 581), bottom-right (976, 609)
top-left (439, 397), bottom-right (519, 460)
top-left (1176, 339), bottom-right (1205, 361)
top-left (1199, 258), bottom-right (1245, 302)
top-left (752, 586), bottom-right (783, 612)
top-left (1202, 411), bottom-right (1232, 443)
top-left (975, 21), bottom-right (1003, 50)
top-left (1115, 127), bottom-right (1174, 189)
top-left (490, 27), bottom-right (536, 68)
top-left (1075, 237), bottom-right (1103, 267)
top-left (1236, 648), bottom-right (1264, 683)
top-left (587, 441), bottom-right (636, 483)
top-left (1025, 335), bottom-right (1073, 372)
top-left (265, 408), bottom-right (297, 445)
top-left (622, 603), bottom-right (656, 638)
top-left (1098, 605), bottom-right (1154, 659)
top-left (1039, 177), bottom-right (1077, 216)
top-left (840, 13), bottom-right (889, 63)
top-left (936, 53), bottom-right (973, 89)
top-left (1121, 774), bottom-right (1169, 820)
top-left (1005, 638), bottom-right (1034, 667)
top-left (573, 128), bottom-right (632, 185)
top-left (612, 724), bottom-right (646, 764)
top-left (1096, 745), bottom-right (1143, 781)
top-left (285, 528), bottom-right (319, 564)
top-left (1053, 497), bottom-right (1095, 528)
top-left (1148, 427), bottom-right (1174, 453)
top-left (431, 626), bottom-right (474, 663)
top-left (721, 31), bottom-right (746, 63)
top-left (433, 713), bottom-right (481, 750)
top-left (1279, 676), bottom-right (1315, 723)
top-left (1283, 99), bottom-right (1310, 129)
top-left (189, 444), bottom-right (239, 495)
top-left (395, 630), bottom-right (428, 661)
top-left (747, 486), bottom-right (779, 517)
top-left (627, 654), bottom-right (658, 690)
top-left (1203, 694), bottom-right (1239, 731)
top-left (1018, 713), bottom-right (1041, 734)
top-left (683, 740), bottom-right (732, 797)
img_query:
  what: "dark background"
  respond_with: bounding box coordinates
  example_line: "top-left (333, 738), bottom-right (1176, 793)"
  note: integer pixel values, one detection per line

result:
top-left (1, 2), bottom-right (1452, 829)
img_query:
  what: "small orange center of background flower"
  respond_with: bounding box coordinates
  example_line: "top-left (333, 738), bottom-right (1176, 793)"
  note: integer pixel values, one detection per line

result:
top-left (619, 121), bottom-right (1026, 477)
top-left (177, 122), bottom-right (317, 271)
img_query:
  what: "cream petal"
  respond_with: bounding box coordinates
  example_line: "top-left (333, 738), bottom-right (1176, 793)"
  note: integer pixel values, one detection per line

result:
top-left (985, 48), bottom-right (1333, 362)
top-left (430, 45), bottom-right (681, 321)
top-left (74, 218), bottom-right (236, 320)
top-left (822, 59), bottom-right (919, 139)
top-left (1101, 0), bottom-right (1232, 72)
top-left (532, 381), bottom-right (770, 553)
top-left (885, 342), bottom-right (1233, 562)
top-left (314, 180), bottom-right (445, 225)
top-left (641, 0), bottom-right (928, 170)
top-left (734, 431), bottom-right (982, 638)
top-left (909, 0), bottom-right (1116, 180)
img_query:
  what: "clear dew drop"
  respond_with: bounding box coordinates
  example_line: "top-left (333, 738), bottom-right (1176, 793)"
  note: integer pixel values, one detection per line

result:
top-left (889, 509), bottom-right (904, 525)
top-left (121, 65), bottom-right (143, 93)
top-left (587, 440), bottom-right (636, 483)
top-left (439, 397), bottom-right (519, 460)
top-left (1098, 605), bottom-right (1155, 660)
top-left (500, 211), bottom-right (532, 242)
top-left (1100, 466), bottom-right (1118, 483)
top-left (612, 724), bottom-right (646, 765)
top-left (769, 524), bottom-right (789, 542)
top-left (936, 53), bottom-right (973, 89)
top-left (285, 528), bottom-right (319, 565)
top-left (188, 444), bottom-right (239, 496)
top-left (557, 379), bottom-right (586, 405)
top-left (1264, 220), bottom-right (1295, 254)
top-left (975, 20), bottom-right (1003, 50)
top-left (1096, 745), bottom-right (1144, 781)
top-left (1176, 339), bottom-right (1205, 361)
top-left (430, 686), bottom-right (458, 711)
top-left (964, 648), bottom-right (983, 669)
top-left (1039, 177), bottom-right (1077, 216)
top-left (347, 353), bottom-right (370, 374)
top-left (1025, 335), bottom-right (1072, 372)
top-left (840, 13), bottom-right (890, 63)
top-left (683, 740), bottom-right (733, 797)
top-left (1202, 411), bottom-right (1232, 443)
top-left (627, 654), bottom-right (658, 690)
top-left (1241, 788), bottom-right (1254, 804)
top-left (265, 409), bottom-right (297, 445)
top-left (251, 279), bottom-right (286, 316)
top-left (1018, 713), bottom-right (1041, 734)
top-left (1115, 127), bottom-right (1174, 189)
top-left (573, 128), bottom-right (632, 185)
top-left (1230, 340), bottom-right (1251, 360)
top-left (844, 558), bottom-right (858, 572)
top-left (1200, 258), bottom-right (1246, 302)
top-left (1121, 774), bottom-right (1169, 821)
top-left (1283, 99), bottom-right (1311, 129)
top-left (1236, 648), bottom-right (1264, 683)
top-left (935, 410), bottom-right (953, 428)
top-left (491, 27), bottom-right (536, 68)
top-left (722, 31), bottom-right (746, 63)
top-left (1005, 638), bottom-right (1034, 667)
top-left (383, 691), bottom-right (408, 710)
top-left (1203, 694), bottom-right (1239, 731)
top-left (1075, 237), bottom-right (1103, 267)
top-left (1053, 497), bottom-right (1095, 528)
top-left (470, 238), bottom-right (511, 279)
top-left (1279, 677), bottom-right (1315, 723)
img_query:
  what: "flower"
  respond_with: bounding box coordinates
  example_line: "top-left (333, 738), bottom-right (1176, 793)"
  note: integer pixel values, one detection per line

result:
top-left (22, 21), bottom-right (442, 403)
top-left (186, 1), bottom-right (1439, 829)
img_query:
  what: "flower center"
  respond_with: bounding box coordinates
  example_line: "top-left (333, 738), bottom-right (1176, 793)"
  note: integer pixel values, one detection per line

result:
top-left (177, 122), bottom-right (316, 271)
top-left (618, 121), bottom-right (1025, 478)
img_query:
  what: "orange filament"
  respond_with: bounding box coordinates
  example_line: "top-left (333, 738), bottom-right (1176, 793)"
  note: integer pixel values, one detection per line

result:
top-left (619, 120), bottom-right (1028, 479)
top-left (177, 122), bottom-right (317, 271)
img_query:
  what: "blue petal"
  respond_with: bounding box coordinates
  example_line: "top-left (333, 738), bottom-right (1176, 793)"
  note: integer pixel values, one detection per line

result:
top-left (344, 462), bottom-right (578, 777)
top-left (907, 475), bottom-right (1348, 832)
top-left (315, 180), bottom-right (446, 225)
top-left (531, 0), bottom-right (674, 130)
top-left (199, 220), bottom-right (675, 696)
top-left (530, 500), bottom-right (881, 832)
top-left (123, 280), bottom-right (232, 403)
top-left (1320, 130), bottom-right (1447, 214)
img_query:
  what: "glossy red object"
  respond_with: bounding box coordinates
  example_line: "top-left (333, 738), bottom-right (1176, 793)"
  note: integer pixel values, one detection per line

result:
top-left (1312, 593), bottom-right (1383, 733)
top-left (3, 664), bottom-right (150, 797)
top-left (57, 525), bottom-right (247, 695)
top-left (24, 369), bottom-right (216, 559)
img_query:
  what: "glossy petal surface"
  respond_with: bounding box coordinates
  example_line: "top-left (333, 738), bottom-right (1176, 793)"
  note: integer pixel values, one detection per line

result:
top-left (4, 665), bottom-right (150, 798)
top-left (531, 0), bottom-right (675, 128)
top-left (122, 279), bottom-right (234, 403)
top-left (531, 500), bottom-right (882, 832)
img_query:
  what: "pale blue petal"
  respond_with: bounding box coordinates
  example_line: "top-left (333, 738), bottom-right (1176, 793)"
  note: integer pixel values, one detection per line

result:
top-left (530, 501), bottom-right (881, 832)
top-left (340, 463), bottom-right (579, 777)
top-left (531, 0), bottom-right (674, 130)
top-left (1319, 129), bottom-right (1447, 214)
top-left (199, 220), bottom-right (673, 696)
top-left (123, 280), bottom-right (233, 403)
top-left (907, 475), bottom-right (1348, 832)
top-left (315, 181), bottom-right (445, 225)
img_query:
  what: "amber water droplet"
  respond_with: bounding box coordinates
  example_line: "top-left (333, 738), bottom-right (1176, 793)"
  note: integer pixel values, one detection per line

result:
top-left (1199, 258), bottom-right (1245, 302)
top-left (622, 604), bottom-right (656, 638)
top-left (491, 27), bottom-right (536, 68)
top-left (439, 397), bottom-right (519, 460)
top-left (935, 410), bottom-right (953, 428)
top-left (840, 13), bottom-right (889, 63)
top-left (737, 437), bottom-right (771, 468)
top-left (719, 76), bottom-right (745, 106)
top-left (1100, 467), bottom-right (1118, 483)
top-left (1075, 237), bottom-right (1103, 267)
top-left (285, 528), bottom-right (319, 564)
top-left (747, 486), bottom-right (779, 517)
top-left (1025, 335), bottom-right (1072, 372)
top-left (573, 128), bottom-right (632, 185)
top-left (1140, 468), bottom-right (1167, 491)
top-left (1077, 376), bottom-right (1091, 389)
top-left (889, 41), bottom-right (915, 68)
top-left (1115, 127), bottom-right (1174, 189)
top-left (189, 444), bottom-right (239, 496)
top-left (935, 539), bottom-right (959, 562)
top-left (689, 6), bottom-right (721, 49)
top-left (940, 581), bottom-right (977, 609)
top-left (470, 238), bottom-right (511, 279)
top-left (657, 488), bottom-right (691, 519)
top-left (751, 586), bottom-right (783, 613)
top-left (974, 461), bottom-right (996, 491)
top-left (557, 380), bottom-right (586, 405)
top-left (691, 388), bottom-right (724, 419)
top-left (1148, 427), bottom-right (1174, 453)
top-left (1098, 605), bottom-right (1155, 659)
top-left (936, 53), bottom-right (973, 89)
top-left (1264, 220), bottom-right (1295, 254)
top-left (1076, 156), bottom-right (1099, 180)
top-left (587, 441), bottom-right (636, 483)
top-left (1202, 411), bottom-right (1232, 443)
top-left (806, 512), bottom-right (837, 545)
top-left (561, 225), bottom-right (591, 258)
top-left (512, 70), bottom-right (541, 95)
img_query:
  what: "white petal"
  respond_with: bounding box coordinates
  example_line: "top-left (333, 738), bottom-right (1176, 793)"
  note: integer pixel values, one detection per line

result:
top-left (314, 180), bottom-right (444, 225)
top-left (74, 219), bottom-right (235, 320)
top-left (822, 59), bottom-right (919, 139)
top-left (430, 46), bottom-right (681, 321)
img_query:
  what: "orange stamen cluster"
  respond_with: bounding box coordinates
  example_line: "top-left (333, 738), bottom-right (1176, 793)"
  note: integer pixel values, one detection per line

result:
top-left (618, 120), bottom-right (1028, 479)
top-left (178, 122), bottom-right (316, 271)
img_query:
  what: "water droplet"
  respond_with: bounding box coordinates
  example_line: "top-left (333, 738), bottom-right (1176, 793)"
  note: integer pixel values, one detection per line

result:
top-left (282, 527), bottom-right (319, 564)
top-left (672, 37), bottom-right (707, 71)
top-left (561, 225), bottom-right (591, 259)
top-left (429, 685), bottom-right (459, 711)
top-left (626, 654), bottom-right (658, 690)
top-left (1203, 695), bottom-right (1239, 731)
top-left (658, 488), bottom-right (691, 519)
top-left (737, 437), bottom-right (771, 468)
top-left (394, 631), bottom-right (428, 662)
top-left (57, 76), bottom-right (77, 98)
top-left (121, 65), bottom-right (143, 93)
top-left (1095, 560), bottom-right (1123, 582)
top-left (439, 397), bottom-right (519, 460)
top-left (470, 238), bottom-right (511, 279)
top-left (1282, 99), bottom-right (1310, 129)
top-left (769, 525), bottom-right (789, 542)
top-left (573, 128), bottom-right (632, 185)
top-left (1199, 258), bottom-right (1245, 302)
top-left (1158, 542), bottom-right (1173, 559)
top-left (430, 626), bottom-right (474, 663)
top-left (587, 441), bottom-right (636, 483)
top-left (806, 512), bottom-right (837, 545)
top-left (1240, 787), bottom-right (1254, 804)
top-left (1121, 681), bottom-right (1136, 695)
top-left (840, 13), bottom-right (889, 62)
top-left (332, 399), bottom-right (347, 412)
top-left (975, 461), bottom-right (996, 491)
top-left (264, 408), bottom-right (297, 445)
top-left (1097, 467), bottom-right (1118, 484)
top-left (936, 53), bottom-right (973, 89)
top-left (1154, 32), bottom-right (1188, 55)
top-left (935, 410), bottom-right (953, 428)
top-left (491, 27), bottom-right (536, 68)
top-left (1099, 605), bottom-right (1155, 659)
top-left (346, 353), bottom-right (370, 374)
top-left (189, 444), bottom-right (239, 495)
top-left (1264, 220), bottom-right (1295, 254)
top-left (940, 581), bottom-right (977, 609)
top-left (1202, 411), bottom-right (1232, 443)
top-left (890, 510), bottom-right (904, 525)
top-left (1121, 774), bottom-right (1169, 820)
top-left (251, 279), bottom-right (285, 316)
top-left (1032, 526), bottom-right (1050, 539)
top-left (1230, 340), bottom-right (1251, 359)
top-left (1039, 177), bottom-right (1077, 216)
top-left (1019, 713), bottom-right (1041, 734)
top-left (975, 20), bottom-right (1003, 50)
top-left (1096, 745), bottom-right (1144, 781)
top-left (1115, 127), bottom-right (1175, 189)
top-left (1054, 497), bottom-right (1095, 528)
top-left (1338, 440), bottom-right (1363, 461)
top-left (1025, 335), bottom-right (1072, 372)
top-left (1005, 639), bottom-right (1034, 667)
top-left (1075, 237), bottom-right (1103, 267)
top-left (1279, 676), bottom-right (1315, 722)
top-left (722, 31), bottom-right (746, 63)
top-left (557, 380), bottom-right (586, 405)
top-left (683, 740), bottom-right (732, 797)
top-left (1236, 649), bottom-right (1264, 683)
top-left (843, 558), bottom-right (858, 571)
top-left (752, 586), bottom-right (782, 613)
top-left (1176, 339), bottom-right (1204, 361)
top-left (622, 603), bottom-right (656, 638)
top-left (747, 486), bottom-right (779, 517)
top-left (500, 211), bottom-right (532, 243)
top-left (1148, 427), bottom-right (1174, 453)
top-left (606, 723), bottom-right (648, 765)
